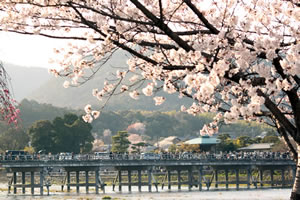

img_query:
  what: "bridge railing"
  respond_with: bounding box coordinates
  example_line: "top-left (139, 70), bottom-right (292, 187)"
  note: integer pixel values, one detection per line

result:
top-left (0, 152), bottom-right (293, 162)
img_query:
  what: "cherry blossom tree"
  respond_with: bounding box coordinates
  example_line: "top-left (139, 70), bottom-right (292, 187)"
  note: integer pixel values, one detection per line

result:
top-left (0, 62), bottom-right (19, 124)
top-left (127, 122), bottom-right (146, 135)
top-left (0, 1), bottom-right (299, 198)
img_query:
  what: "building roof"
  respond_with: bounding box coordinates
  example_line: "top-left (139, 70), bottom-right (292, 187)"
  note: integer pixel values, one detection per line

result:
top-left (238, 143), bottom-right (274, 151)
top-left (184, 136), bottom-right (220, 145)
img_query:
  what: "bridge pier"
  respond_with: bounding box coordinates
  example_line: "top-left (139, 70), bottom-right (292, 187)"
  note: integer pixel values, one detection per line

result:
top-left (198, 168), bottom-right (202, 191)
top-left (128, 170), bottom-right (132, 192)
top-left (85, 171), bottom-right (89, 194)
top-left (225, 169), bottom-right (229, 190)
top-left (40, 170), bottom-right (44, 195)
top-left (13, 172), bottom-right (17, 194)
top-left (281, 169), bottom-right (285, 187)
top-left (22, 172), bottom-right (25, 194)
top-left (148, 169), bottom-right (152, 192)
top-left (114, 167), bottom-right (153, 193)
top-left (67, 171), bottom-right (70, 192)
top-left (247, 168), bottom-right (251, 189)
top-left (31, 171), bottom-right (34, 195)
top-left (235, 169), bottom-right (239, 190)
top-left (177, 170), bottom-right (181, 190)
top-left (138, 170), bottom-right (142, 192)
top-left (167, 170), bottom-right (171, 190)
top-left (76, 171), bottom-right (80, 193)
top-left (215, 170), bottom-right (218, 189)
top-left (212, 166), bottom-right (255, 190)
top-left (270, 169), bottom-right (274, 187)
top-left (62, 167), bottom-right (103, 194)
top-left (259, 169), bottom-right (263, 187)
top-left (118, 170), bottom-right (122, 192)
top-left (188, 169), bottom-right (192, 191)
top-left (7, 168), bottom-right (45, 195)
top-left (95, 169), bottom-right (99, 194)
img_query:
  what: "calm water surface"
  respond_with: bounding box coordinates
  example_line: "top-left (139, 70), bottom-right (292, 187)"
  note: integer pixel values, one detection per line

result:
top-left (0, 184), bottom-right (291, 200)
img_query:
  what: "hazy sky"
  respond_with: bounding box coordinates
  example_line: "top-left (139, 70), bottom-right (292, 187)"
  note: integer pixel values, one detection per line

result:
top-left (0, 32), bottom-right (69, 69)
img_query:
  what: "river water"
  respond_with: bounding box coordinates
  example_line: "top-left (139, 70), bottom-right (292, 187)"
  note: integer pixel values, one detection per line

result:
top-left (0, 184), bottom-right (292, 200)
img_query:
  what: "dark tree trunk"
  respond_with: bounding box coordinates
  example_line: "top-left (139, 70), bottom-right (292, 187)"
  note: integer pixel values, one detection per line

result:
top-left (291, 144), bottom-right (300, 200)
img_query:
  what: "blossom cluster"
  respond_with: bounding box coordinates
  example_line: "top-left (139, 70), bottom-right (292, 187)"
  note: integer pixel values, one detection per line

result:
top-left (82, 104), bottom-right (100, 123)
top-left (1, 0), bottom-right (298, 135)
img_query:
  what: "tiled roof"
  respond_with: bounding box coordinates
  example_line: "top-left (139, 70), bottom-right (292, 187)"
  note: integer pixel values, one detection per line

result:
top-left (238, 143), bottom-right (274, 150)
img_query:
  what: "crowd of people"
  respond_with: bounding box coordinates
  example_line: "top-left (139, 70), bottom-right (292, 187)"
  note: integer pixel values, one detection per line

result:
top-left (104, 151), bottom-right (291, 161)
top-left (1, 151), bottom-right (292, 161)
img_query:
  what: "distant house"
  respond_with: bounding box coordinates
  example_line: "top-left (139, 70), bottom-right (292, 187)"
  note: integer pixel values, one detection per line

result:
top-left (238, 143), bottom-right (274, 152)
top-left (184, 135), bottom-right (220, 152)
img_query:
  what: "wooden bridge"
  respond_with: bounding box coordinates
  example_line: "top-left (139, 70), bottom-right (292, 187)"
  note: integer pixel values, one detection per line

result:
top-left (0, 154), bottom-right (296, 195)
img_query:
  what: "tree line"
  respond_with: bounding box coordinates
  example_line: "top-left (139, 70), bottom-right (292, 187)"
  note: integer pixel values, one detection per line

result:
top-left (0, 99), bottom-right (275, 153)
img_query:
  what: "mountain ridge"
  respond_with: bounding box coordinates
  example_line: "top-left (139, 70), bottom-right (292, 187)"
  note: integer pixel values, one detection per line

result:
top-left (4, 62), bottom-right (51, 102)
top-left (26, 51), bottom-right (194, 111)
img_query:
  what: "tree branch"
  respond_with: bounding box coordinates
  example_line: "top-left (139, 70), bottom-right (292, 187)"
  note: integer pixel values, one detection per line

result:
top-left (278, 125), bottom-right (297, 161)
top-left (183, 0), bottom-right (219, 34)
top-left (1, 29), bottom-right (103, 41)
top-left (257, 89), bottom-right (297, 140)
top-left (129, 0), bottom-right (194, 52)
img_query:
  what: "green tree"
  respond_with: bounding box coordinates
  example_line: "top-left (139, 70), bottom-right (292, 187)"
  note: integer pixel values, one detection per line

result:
top-left (266, 129), bottom-right (278, 137)
top-left (272, 139), bottom-right (295, 153)
top-left (51, 116), bottom-right (67, 153)
top-left (111, 131), bottom-right (130, 153)
top-left (235, 136), bottom-right (254, 148)
top-left (52, 114), bottom-right (93, 153)
top-left (28, 114), bottom-right (93, 153)
top-left (216, 134), bottom-right (237, 152)
top-left (262, 136), bottom-right (280, 144)
top-left (252, 137), bottom-right (262, 144)
top-left (0, 128), bottom-right (29, 152)
top-left (168, 144), bottom-right (177, 153)
top-left (217, 134), bottom-right (231, 142)
top-left (28, 120), bottom-right (56, 153)
top-left (132, 142), bottom-right (147, 154)
top-left (69, 116), bottom-right (94, 153)
top-left (177, 143), bottom-right (201, 153)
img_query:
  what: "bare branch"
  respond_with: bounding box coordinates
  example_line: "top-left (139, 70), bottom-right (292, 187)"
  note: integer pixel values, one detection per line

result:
top-left (129, 0), bottom-right (194, 52)
top-left (183, 0), bottom-right (219, 34)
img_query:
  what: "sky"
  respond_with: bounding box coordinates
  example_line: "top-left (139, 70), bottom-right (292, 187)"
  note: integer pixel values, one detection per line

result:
top-left (0, 32), bottom-right (69, 69)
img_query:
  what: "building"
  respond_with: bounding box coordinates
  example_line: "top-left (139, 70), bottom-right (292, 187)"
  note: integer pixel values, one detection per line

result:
top-left (238, 143), bottom-right (274, 152)
top-left (184, 135), bottom-right (220, 152)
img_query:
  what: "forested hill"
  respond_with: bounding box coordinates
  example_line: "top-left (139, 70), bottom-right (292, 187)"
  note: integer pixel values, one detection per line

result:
top-left (3, 99), bottom-right (273, 140)
top-left (4, 52), bottom-right (192, 111)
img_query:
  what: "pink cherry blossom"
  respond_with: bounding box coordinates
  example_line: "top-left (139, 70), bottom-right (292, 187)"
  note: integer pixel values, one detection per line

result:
top-left (153, 96), bottom-right (166, 105)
